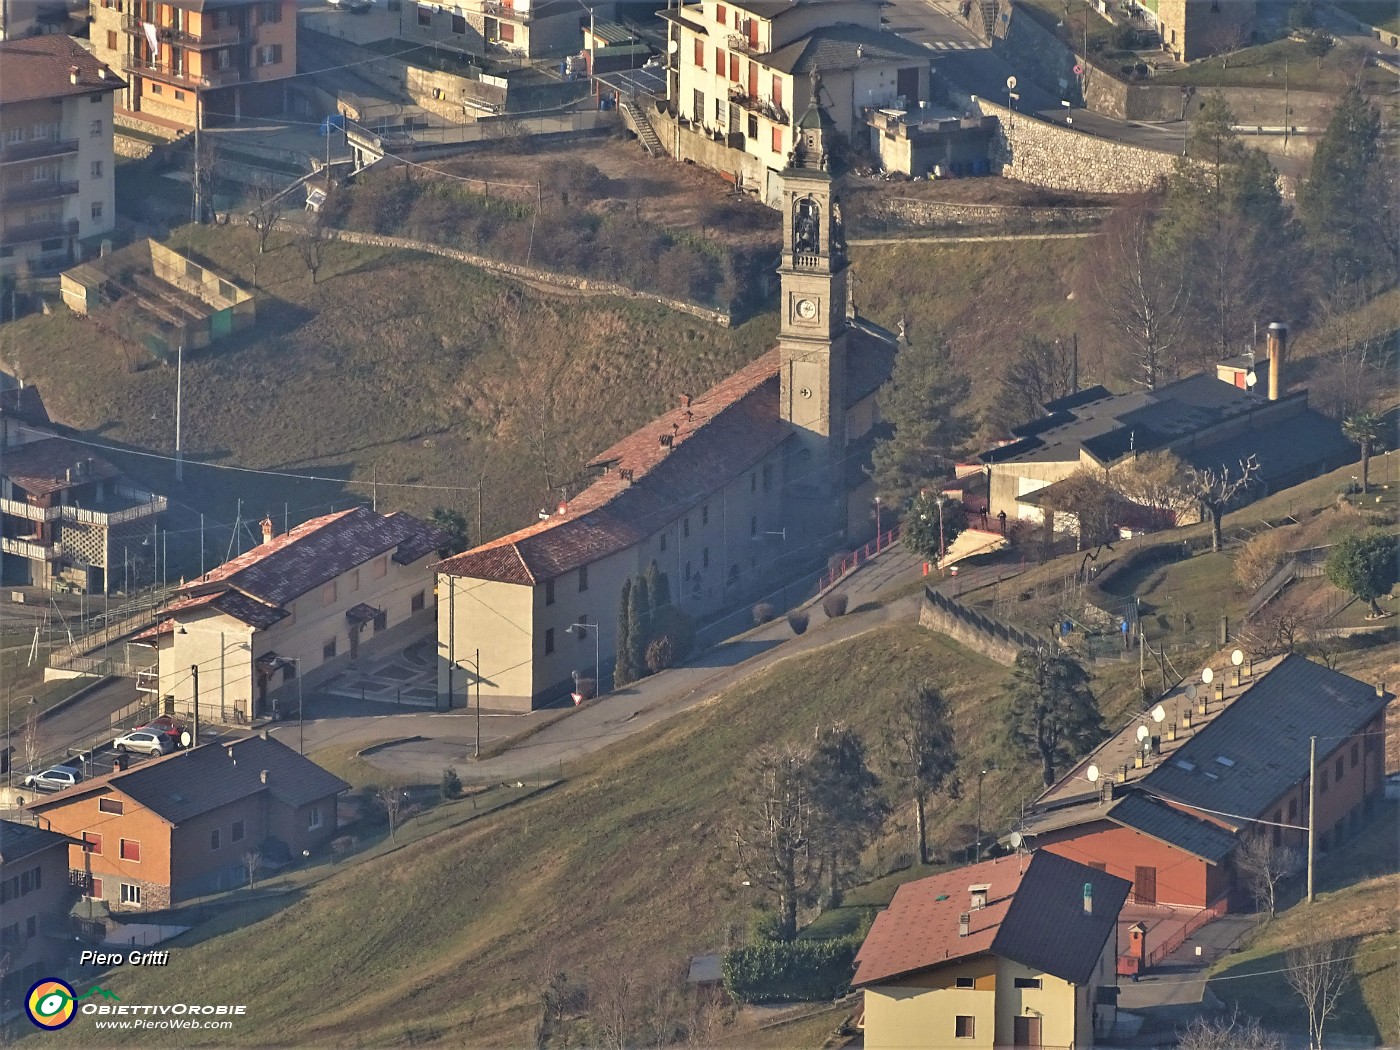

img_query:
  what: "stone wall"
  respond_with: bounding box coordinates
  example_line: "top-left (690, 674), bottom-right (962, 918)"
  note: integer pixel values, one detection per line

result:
top-left (977, 99), bottom-right (1178, 193)
top-left (113, 135), bottom-right (156, 160)
top-left (1086, 76), bottom-right (1341, 127)
top-left (918, 587), bottom-right (1047, 666)
top-left (852, 194), bottom-right (1111, 232)
top-left (649, 105), bottom-right (768, 199)
top-left (993, 2), bottom-right (1084, 104)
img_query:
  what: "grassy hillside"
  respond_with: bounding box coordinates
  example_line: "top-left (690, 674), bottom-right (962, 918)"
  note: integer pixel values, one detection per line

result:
top-left (56, 620), bottom-right (1154, 1047)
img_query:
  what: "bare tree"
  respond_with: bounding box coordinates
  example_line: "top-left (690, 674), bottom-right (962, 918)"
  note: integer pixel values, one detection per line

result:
top-left (1234, 832), bottom-right (1298, 917)
top-left (1255, 598), bottom-right (1308, 657)
top-left (294, 211), bottom-right (329, 287)
top-left (243, 849), bottom-right (263, 891)
top-left (1285, 937), bottom-right (1356, 1050)
top-left (986, 335), bottom-right (1078, 435)
top-left (1114, 450), bottom-right (1195, 530)
top-left (192, 133), bottom-right (218, 224)
top-left (885, 683), bottom-right (960, 866)
top-left (377, 785), bottom-right (405, 842)
top-left (1185, 455), bottom-right (1260, 552)
top-left (245, 180), bottom-right (286, 288)
top-left (588, 966), bottom-right (634, 1050)
top-left (731, 745), bottom-right (820, 941)
top-left (1178, 1008), bottom-right (1281, 1050)
top-left (21, 706), bottom-right (40, 776)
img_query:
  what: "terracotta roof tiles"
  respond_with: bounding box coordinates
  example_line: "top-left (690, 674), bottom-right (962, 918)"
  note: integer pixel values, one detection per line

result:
top-left (0, 35), bottom-right (124, 107)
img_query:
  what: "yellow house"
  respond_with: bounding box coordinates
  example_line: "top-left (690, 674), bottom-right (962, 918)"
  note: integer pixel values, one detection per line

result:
top-left (135, 507), bottom-right (447, 723)
top-left (854, 851), bottom-right (1130, 1050)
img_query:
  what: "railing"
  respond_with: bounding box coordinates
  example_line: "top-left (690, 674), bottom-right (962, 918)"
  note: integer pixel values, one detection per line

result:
top-left (121, 58), bottom-right (242, 89)
top-left (727, 32), bottom-right (761, 55)
top-left (59, 494), bottom-right (167, 527)
top-left (817, 525), bottom-right (902, 592)
top-left (0, 536), bottom-right (59, 560)
top-left (792, 252), bottom-right (821, 268)
top-left (0, 138), bottom-right (80, 165)
top-left (727, 85), bottom-right (787, 124)
top-left (481, 0), bottom-right (533, 20)
top-left (0, 218), bottom-right (78, 247)
top-left (0, 498), bottom-right (60, 523)
top-left (1142, 897), bottom-right (1231, 970)
top-left (0, 180), bottom-right (79, 205)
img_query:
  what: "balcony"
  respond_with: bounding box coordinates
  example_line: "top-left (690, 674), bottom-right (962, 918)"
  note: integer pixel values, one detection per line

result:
top-left (59, 489), bottom-right (168, 527)
top-left (0, 497), bottom-right (61, 523)
top-left (481, 0), bottom-right (534, 22)
top-left (728, 84), bottom-right (787, 124)
top-left (727, 32), bottom-right (762, 56)
top-left (0, 218), bottom-right (79, 247)
top-left (0, 138), bottom-right (80, 166)
top-left (1, 535), bottom-right (60, 561)
top-left (0, 180), bottom-right (79, 206)
top-left (122, 58), bottom-right (243, 90)
top-left (122, 14), bottom-right (247, 48)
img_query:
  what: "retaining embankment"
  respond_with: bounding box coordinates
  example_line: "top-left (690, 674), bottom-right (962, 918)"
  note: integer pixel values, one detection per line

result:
top-left (919, 586), bottom-right (1049, 665)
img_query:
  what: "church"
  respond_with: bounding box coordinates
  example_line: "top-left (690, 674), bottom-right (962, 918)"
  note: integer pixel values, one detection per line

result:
top-left (435, 90), bottom-right (899, 711)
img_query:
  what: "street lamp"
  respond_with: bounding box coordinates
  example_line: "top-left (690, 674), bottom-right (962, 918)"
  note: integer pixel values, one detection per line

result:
top-left (975, 768), bottom-right (989, 862)
top-left (566, 621), bottom-right (600, 699)
top-left (6, 694), bottom-right (36, 786)
top-left (873, 495), bottom-right (882, 544)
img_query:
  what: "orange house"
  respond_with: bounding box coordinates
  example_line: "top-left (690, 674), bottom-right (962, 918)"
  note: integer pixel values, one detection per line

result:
top-left (26, 733), bottom-right (348, 911)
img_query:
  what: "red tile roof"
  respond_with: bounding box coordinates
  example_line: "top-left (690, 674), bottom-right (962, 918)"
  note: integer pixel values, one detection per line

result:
top-left (0, 35), bottom-right (124, 107)
top-left (1, 437), bottom-right (122, 497)
top-left (437, 351), bottom-right (789, 585)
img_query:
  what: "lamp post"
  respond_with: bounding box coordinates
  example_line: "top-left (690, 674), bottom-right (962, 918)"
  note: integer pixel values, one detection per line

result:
top-left (975, 768), bottom-right (989, 862)
top-left (873, 496), bottom-right (882, 545)
top-left (5, 694), bottom-right (36, 787)
top-left (174, 338), bottom-right (184, 483)
top-left (566, 621), bottom-right (600, 698)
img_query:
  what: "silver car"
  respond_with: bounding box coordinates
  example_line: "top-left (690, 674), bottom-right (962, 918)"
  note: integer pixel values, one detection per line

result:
top-left (23, 765), bottom-right (84, 792)
top-left (114, 729), bottom-right (174, 756)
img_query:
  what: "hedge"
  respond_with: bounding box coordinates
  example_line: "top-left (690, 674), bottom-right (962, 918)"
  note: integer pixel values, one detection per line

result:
top-left (721, 935), bottom-right (860, 1004)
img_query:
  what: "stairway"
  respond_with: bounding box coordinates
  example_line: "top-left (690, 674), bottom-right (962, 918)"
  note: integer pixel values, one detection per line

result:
top-left (621, 98), bottom-right (665, 157)
top-left (978, 0), bottom-right (999, 39)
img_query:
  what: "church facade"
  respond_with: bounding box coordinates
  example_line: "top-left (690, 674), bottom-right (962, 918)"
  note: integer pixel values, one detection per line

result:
top-left (435, 93), bottom-right (896, 710)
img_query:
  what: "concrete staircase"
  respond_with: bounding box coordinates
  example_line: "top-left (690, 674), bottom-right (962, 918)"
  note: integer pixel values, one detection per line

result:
top-left (979, 0), bottom-right (1000, 39)
top-left (621, 98), bottom-right (665, 157)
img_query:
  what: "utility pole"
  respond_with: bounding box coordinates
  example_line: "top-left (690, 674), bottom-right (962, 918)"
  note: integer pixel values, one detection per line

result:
top-left (1306, 734), bottom-right (1316, 903)
top-left (192, 93), bottom-right (202, 224)
top-left (446, 576), bottom-right (456, 711)
top-left (297, 662), bottom-right (304, 755)
top-left (474, 647), bottom-right (481, 759)
top-left (190, 664), bottom-right (200, 748)
top-left (199, 512), bottom-right (205, 577)
top-left (175, 338), bottom-right (184, 482)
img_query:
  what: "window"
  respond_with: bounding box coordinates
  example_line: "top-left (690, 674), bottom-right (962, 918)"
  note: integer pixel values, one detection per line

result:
top-left (373, 611), bottom-right (387, 633)
top-left (120, 839), bottom-right (141, 862)
top-left (284, 661), bottom-right (297, 680)
top-left (350, 568), bottom-right (360, 592)
top-left (772, 75), bottom-right (783, 109)
top-left (772, 125), bottom-right (783, 154)
top-left (26, 916), bottom-right (36, 939)
top-left (308, 807), bottom-right (323, 831)
top-left (762, 463), bottom-right (773, 491)
top-left (232, 820), bottom-right (245, 842)
top-left (694, 38), bottom-right (704, 68)
top-left (91, 201), bottom-right (103, 221)
top-left (90, 119), bottom-right (103, 137)
top-left (322, 581), bottom-right (337, 606)
top-left (748, 114), bottom-right (758, 139)
top-left (545, 579), bottom-right (556, 606)
top-left (684, 561), bottom-right (692, 581)
top-left (499, 22), bottom-right (514, 41)
top-left (1288, 797), bottom-right (1298, 821)
top-left (955, 1016), bottom-right (975, 1039)
top-left (31, 867), bottom-right (41, 892)
top-left (260, 1), bottom-right (280, 22)
top-left (578, 565), bottom-right (589, 593)
top-left (120, 883), bottom-right (141, 905)
top-left (729, 53), bottom-right (739, 82)
top-left (372, 555), bottom-right (387, 579)
top-left (91, 160), bottom-right (103, 179)
top-left (1352, 742), bottom-right (1360, 767)
top-left (750, 515), bottom-right (757, 536)
top-left (1320, 769), bottom-right (1329, 793)
top-left (323, 638), bottom-right (337, 661)
top-left (19, 870), bottom-right (31, 893)
top-left (955, 976), bottom-right (974, 989)
top-left (544, 627), bottom-right (555, 655)
top-left (83, 832), bottom-right (103, 855)
top-left (715, 97), bottom-right (725, 123)
top-left (452, 13), bottom-right (466, 33)
top-left (3, 127), bottom-right (20, 144)
top-left (210, 828), bottom-right (221, 851)
top-left (99, 798), bottom-right (123, 815)
top-left (750, 473), bottom-right (757, 493)
top-left (107, 29), bottom-right (118, 49)
top-left (716, 46), bottom-right (724, 72)
top-left (150, 83), bottom-right (162, 94)
top-left (418, 3), bottom-right (432, 25)
top-left (89, 877), bottom-right (103, 900)
top-left (173, 89), bottom-right (185, 101)
top-left (1335, 756), bottom-right (1344, 781)
top-left (702, 504), bottom-right (711, 525)
top-left (716, 3), bottom-right (726, 23)
top-left (411, 591), bottom-right (426, 613)
top-left (659, 533), bottom-right (667, 552)
top-left (257, 44), bottom-right (283, 65)
top-left (693, 88), bottom-right (704, 123)
top-left (1014, 977), bottom-right (1042, 989)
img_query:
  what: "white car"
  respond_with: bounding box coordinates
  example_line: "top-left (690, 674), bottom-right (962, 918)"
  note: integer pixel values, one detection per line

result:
top-left (114, 729), bottom-right (174, 756)
top-left (23, 765), bottom-right (84, 792)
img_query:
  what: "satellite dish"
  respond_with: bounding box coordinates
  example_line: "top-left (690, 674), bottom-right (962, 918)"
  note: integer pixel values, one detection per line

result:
top-left (1201, 667), bottom-right (1214, 684)
top-left (1006, 75), bottom-right (1018, 90)
top-left (668, 39), bottom-right (678, 53)
top-left (1087, 764), bottom-right (1100, 782)
top-left (179, 730), bottom-right (192, 748)
top-left (1246, 371), bottom-right (1258, 388)
top-left (1231, 649), bottom-right (1245, 666)
top-left (1185, 684), bottom-right (1198, 700)
top-left (1009, 831), bottom-right (1024, 849)
top-left (1151, 704), bottom-right (1166, 723)
top-left (1136, 725), bottom-right (1150, 742)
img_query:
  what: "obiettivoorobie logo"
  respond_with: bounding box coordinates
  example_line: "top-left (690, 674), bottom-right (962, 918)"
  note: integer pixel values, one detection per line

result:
top-left (25, 979), bottom-right (120, 1030)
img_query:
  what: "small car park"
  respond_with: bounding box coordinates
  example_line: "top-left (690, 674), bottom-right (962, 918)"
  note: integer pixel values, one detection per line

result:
top-left (113, 730), bottom-right (175, 756)
top-left (22, 765), bottom-right (84, 792)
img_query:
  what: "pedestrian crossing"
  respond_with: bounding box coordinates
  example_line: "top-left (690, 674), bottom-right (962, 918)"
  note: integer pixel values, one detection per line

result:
top-left (920, 39), bottom-right (983, 50)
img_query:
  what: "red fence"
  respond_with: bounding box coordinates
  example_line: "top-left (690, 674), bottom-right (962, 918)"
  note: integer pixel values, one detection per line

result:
top-left (817, 525), bottom-right (902, 592)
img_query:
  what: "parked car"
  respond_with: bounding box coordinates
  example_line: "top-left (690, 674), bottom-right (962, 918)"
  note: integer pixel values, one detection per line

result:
top-left (137, 716), bottom-right (187, 748)
top-left (113, 729), bottom-right (174, 756)
top-left (22, 765), bottom-right (84, 792)
top-left (329, 0), bottom-right (372, 10)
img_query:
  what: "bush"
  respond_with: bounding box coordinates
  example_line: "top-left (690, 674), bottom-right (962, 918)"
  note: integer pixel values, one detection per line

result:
top-left (645, 636), bottom-right (674, 674)
top-left (652, 605), bottom-right (696, 663)
top-left (722, 936), bottom-right (861, 1003)
top-left (822, 593), bottom-right (849, 618)
top-left (787, 611), bottom-right (809, 635)
top-left (573, 677), bottom-right (597, 701)
top-left (440, 766), bottom-right (463, 801)
top-left (747, 909), bottom-right (785, 943)
top-left (753, 602), bottom-right (776, 626)
top-left (1113, 24), bottom-right (1141, 50)
top-left (1234, 530), bottom-right (1290, 591)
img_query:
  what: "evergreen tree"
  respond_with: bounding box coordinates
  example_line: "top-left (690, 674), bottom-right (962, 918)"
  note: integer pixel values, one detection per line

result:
top-left (806, 725), bottom-right (888, 908)
top-left (626, 574), bottom-right (651, 681)
top-left (885, 682), bottom-right (959, 866)
top-left (1341, 412), bottom-right (1386, 492)
top-left (1325, 532), bottom-right (1398, 619)
top-left (901, 491), bottom-right (968, 563)
top-left (615, 578), bottom-right (636, 686)
top-left (644, 560), bottom-right (668, 614)
top-left (1299, 88), bottom-right (1385, 285)
top-left (871, 336), bottom-right (971, 505)
top-left (1004, 650), bottom-right (1106, 787)
top-left (428, 507), bottom-right (471, 557)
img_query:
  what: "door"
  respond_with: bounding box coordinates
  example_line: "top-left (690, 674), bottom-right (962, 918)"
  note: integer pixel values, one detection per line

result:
top-left (896, 66), bottom-right (920, 105)
top-left (1134, 865), bottom-right (1157, 905)
top-left (746, 17), bottom-right (758, 48)
top-left (1013, 1015), bottom-right (1041, 1047)
top-left (748, 61), bottom-right (758, 99)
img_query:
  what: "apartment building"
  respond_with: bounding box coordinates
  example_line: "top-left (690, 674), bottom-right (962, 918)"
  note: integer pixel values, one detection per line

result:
top-left (0, 820), bottom-right (80, 992)
top-left (0, 35), bottom-right (121, 275)
top-left (401, 0), bottom-right (614, 61)
top-left (90, 0), bottom-right (297, 130)
top-left (662, 0), bottom-right (928, 200)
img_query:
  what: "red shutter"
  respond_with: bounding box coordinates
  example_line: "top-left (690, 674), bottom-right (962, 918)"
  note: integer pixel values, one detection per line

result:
top-left (729, 53), bottom-right (739, 81)
top-left (772, 75), bottom-right (783, 109)
top-left (716, 3), bottom-right (726, 24)
top-left (748, 62), bottom-right (758, 97)
top-left (772, 126), bottom-right (782, 153)
top-left (694, 37), bottom-right (704, 68)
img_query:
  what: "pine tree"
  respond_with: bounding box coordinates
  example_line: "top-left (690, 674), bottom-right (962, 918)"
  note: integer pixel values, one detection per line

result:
top-left (807, 725), bottom-right (888, 907)
top-left (1004, 650), bottom-right (1106, 787)
top-left (615, 578), bottom-right (635, 686)
top-left (885, 683), bottom-right (959, 866)
top-left (871, 336), bottom-right (971, 505)
top-left (626, 574), bottom-right (650, 681)
top-left (1299, 88), bottom-right (1385, 284)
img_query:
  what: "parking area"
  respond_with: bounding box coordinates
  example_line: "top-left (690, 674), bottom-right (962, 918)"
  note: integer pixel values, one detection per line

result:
top-left (309, 640), bottom-right (440, 709)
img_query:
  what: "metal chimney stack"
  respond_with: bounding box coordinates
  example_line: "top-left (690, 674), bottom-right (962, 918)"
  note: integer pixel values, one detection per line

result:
top-left (1266, 323), bottom-right (1288, 401)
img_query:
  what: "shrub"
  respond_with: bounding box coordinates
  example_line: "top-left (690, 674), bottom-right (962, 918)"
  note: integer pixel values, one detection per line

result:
top-left (645, 636), bottom-right (675, 674)
top-left (787, 611), bottom-right (809, 635)
top-left (440, 766), bottom-right (463, 801)
top-left (822, 593), bottom-right (849, 618)
top-left (652, 605), bottom-right (696, 662)
top-left (573, 677), bottom-right (597, 701)
top-left (747, 909), bottom-right (785, 943)
top-left (753, 602), bottom-right (776, 625)
top-left (722, 936), bottom-right (861, 1003)
top-left (1234, 530), bottom-right (1290, 591)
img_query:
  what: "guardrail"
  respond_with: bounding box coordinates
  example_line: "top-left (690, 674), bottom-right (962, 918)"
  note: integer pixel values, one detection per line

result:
top-left (0, 497), bottom-right (60, 522)
top-left (0, 536), bottom-right (58, 561)
top-left (59, 495), bottom-right (167, 527)
top-left (1143, 897), bottom-right (1230, 970)
top-left (817, 526), bottom-right (902, 592)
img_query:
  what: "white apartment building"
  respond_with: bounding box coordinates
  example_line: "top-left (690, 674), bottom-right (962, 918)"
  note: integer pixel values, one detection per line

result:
top-left (0, 34), bottom-right (121, 274)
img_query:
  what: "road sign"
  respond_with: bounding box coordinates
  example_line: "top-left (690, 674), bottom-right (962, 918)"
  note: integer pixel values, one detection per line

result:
top-left (1006, 75), bottom-right (1017, 90)
top-left (1073, 63), bottom-right (1083, 75)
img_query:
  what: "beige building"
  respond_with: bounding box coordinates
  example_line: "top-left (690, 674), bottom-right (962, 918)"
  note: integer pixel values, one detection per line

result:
top-left (1156, 0), bottom-right (1255, 63)
top-left (134, 507), bottom-right (446, 723)
top-left (0, 820), bottom-right (79, 993)
top-left (662, 0), bottom-right (930, 201)
top-left (90, 0), bottom-right (298, 130)
top-left (854, 850), bottom-right (1130, 1050)
top-left (0, 35), bottom-right (121, 275)
top-left (436, 103), bottom-right (897, 710)
top-left (399, 0), bottom-right (613, 61)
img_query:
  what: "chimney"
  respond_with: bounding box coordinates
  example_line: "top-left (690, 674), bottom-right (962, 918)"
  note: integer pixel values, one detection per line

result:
top-left (1379, 681), bottom-right (1387, 697)
top-left (1082, 881), bottom-right (1093, 915)
top-left (557, 500), bottom-right (568, 516)
top-left (69, 65), bottom-right (80, 84)
top-left (680, 393), bottom-right (692, 409)
top-left (259, 769), bottom-right (268, 784)
top-left (98, 66), bottom-right (109, 79)
top-left (1266, 322), bottom-right (1288, 401)
top-left (969, 884), bottom-right (989, 910)
top-left (958, 913), bottom-right (970, 937)
top-left (260, 516), bottom-right (275, 545)
top-left (1182, 709), bottom-right (1193, 729)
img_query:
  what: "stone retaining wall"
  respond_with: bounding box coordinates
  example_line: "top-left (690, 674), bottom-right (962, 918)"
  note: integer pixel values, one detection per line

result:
top-left (918, 587), bottom-right (1048, 665)
top-left (855, 195), bottom-right (1111, 231)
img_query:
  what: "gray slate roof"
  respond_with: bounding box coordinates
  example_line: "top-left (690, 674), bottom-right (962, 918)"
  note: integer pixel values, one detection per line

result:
top-left (1141, 655), bottom-right (1391, 822)
top-left (764, 24), bottom-right (930, 74)
top-left (1108, 792), bottom-right (1239, 863)
top-left (0, 819), bottom-right (74, 866)
top-left (991, 850), bottom-right (1131, 987)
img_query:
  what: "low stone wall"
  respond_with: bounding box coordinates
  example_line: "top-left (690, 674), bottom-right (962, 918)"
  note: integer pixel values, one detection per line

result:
top-left (977, 99), bottom-right (1178, 194)
top-left (1086, 76), bottom-right (1341, 127)
top-left (918, 587), bottom-right (1048, 665)
top-left (650, 105), bottom-right (769, 201)
top-left (993, 2), bottom-right (1084, 105)
top-left (855, 195), bottom-right (1111, 232)
top-left (113, 135), bottom-right (156, 160)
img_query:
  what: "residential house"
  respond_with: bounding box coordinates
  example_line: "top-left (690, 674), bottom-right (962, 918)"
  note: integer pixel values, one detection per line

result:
top-left (0, 386), bottom-right (167, 593)
top-left (1156, 0), bottom-right (1255, 63)
top-left (1015, 654), bottom-right (1392, 912)
top-left (399, 0), bottom-right (615, 61)
top-left (90, 0), bottom-right (298, 131)
top-left (853, 850), bottom-right (1130, 1050)
top-left (435, 104), bottom-right (897, 710)
top-left (0, 34), bottom-right (121, 275)
top-left (133, 506), bottom-right (447, 723)
top-left (662, 0), bottom-right (930, 201)
top-left (0, 819), bottom-right (80, 991)
top-left (25, 733), bottom-right (349, 909)
top-left (981, 326), bottom-right (1354, 535)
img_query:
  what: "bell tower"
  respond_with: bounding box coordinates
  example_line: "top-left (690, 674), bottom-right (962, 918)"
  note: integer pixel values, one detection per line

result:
top-left (778, 73), bottom-right (848, 509)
